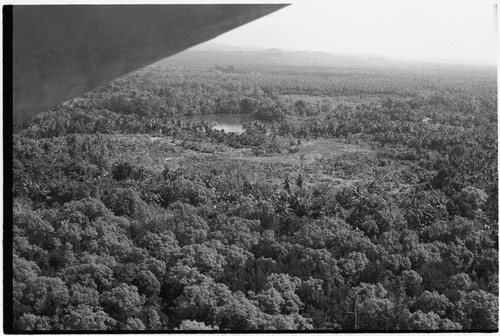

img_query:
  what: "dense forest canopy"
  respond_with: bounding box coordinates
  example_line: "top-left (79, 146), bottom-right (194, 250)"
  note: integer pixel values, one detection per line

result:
top-left (11, 52), bottom-right (498, 331)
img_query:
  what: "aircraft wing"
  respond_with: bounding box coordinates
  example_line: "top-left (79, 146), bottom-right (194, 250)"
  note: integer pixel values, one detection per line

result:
top-left (11, 4), bottom-right (288, 124)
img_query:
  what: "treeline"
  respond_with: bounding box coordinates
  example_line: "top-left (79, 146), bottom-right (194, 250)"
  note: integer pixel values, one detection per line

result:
top-left (12, 64), bottom-right (498, 331)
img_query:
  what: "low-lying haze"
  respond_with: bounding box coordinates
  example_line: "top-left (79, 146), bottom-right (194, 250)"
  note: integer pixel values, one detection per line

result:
top-left (204, 0), bottom-right (497, 65)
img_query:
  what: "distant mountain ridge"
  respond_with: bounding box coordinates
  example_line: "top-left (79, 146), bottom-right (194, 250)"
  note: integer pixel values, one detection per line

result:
top-left (190, 42), bottom-right (261, 52)
top-left (153, 43), bottom-right (496, 72)
top-left (155, 45), bottom-right (398, 69)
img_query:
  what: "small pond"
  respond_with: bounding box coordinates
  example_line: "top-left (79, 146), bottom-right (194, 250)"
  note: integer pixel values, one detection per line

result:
top-left (183, 114), bottom-right (260, 134)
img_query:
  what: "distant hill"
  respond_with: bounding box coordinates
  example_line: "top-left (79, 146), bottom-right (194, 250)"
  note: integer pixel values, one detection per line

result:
top-left (153, 47), bottom-right (399, 70)
top-left (152, 47), bottom-right (496, 76)
top-left (190, 42), bottom-right (261, 52)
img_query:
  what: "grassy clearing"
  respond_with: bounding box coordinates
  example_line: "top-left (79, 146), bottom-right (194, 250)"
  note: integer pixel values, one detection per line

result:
top-left (107, 134), bottom-right (383, 190)
top-left (224, 138), bottom-right (369, 165)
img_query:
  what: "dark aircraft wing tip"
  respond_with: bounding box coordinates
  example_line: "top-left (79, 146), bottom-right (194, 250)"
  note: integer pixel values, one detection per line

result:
top-left (12, 4), bottom-right (290, 124)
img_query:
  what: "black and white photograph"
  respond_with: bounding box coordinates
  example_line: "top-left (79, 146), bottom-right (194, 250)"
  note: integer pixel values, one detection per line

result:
top-left (6, 0), bottom-right (499, 332)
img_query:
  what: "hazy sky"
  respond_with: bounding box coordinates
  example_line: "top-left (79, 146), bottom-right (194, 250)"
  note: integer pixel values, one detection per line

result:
top-left (207, 0), bottom-right (497, 65)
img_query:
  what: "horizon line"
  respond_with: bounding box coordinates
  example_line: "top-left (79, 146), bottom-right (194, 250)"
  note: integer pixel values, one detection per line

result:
top-left (188, 42), bottom-right (498, 67)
